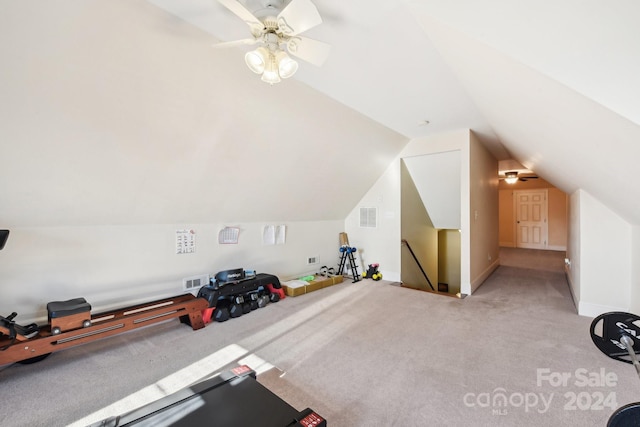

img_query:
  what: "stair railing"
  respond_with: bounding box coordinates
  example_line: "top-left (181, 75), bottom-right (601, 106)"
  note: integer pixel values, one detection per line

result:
top-left (401, 239), bottom-right (435, 291)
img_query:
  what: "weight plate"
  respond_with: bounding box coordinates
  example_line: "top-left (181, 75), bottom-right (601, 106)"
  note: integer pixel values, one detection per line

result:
top-left (590, 312), bottom-right (640, 364)
top-left (608, 401), bottom-right (640, 427)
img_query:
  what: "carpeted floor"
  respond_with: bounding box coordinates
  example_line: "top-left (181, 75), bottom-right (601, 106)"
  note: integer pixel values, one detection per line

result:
top-left (1, 248), bottom-right (637, 426)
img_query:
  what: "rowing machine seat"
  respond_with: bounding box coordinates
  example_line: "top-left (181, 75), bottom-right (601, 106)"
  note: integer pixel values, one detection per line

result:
top-left (47, 298), bottom-right (91, 320)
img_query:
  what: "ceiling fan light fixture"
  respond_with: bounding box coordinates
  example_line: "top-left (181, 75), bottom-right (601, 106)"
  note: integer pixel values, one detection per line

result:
top-left (216, 0), bottom-right (330, 85)
top-left (260, 54), bottom-right (281, 85)
top-left (504, 171), bottom-right (518, 184)
top-left (245, 46), bottom-right (269, 74)
top-left (275, 50), bottom-right (298, 79)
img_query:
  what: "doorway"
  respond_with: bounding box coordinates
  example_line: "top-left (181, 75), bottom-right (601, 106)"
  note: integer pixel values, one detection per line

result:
top-left (514, 189), bottom-right (548, 249)
top-left (499, 182), bottom-right (568, 251)
top-left (400, 154), bottom-right (461, 295)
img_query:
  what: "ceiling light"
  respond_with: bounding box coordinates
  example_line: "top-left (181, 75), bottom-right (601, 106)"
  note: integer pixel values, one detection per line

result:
top-left (245, 47), bottom-right (269, 74)
top-left (504, 171), bottom-right (518, 184)
top-left (246, 45), bottom-right (298, 85)
top-left (260, 53), bottom-right (281, 85)
top-left (275, 50), bottom-right (298, 79)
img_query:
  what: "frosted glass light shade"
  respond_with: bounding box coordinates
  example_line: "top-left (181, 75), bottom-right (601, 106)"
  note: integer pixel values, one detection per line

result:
top-left (504, 171), bottom-right (518, 184)
top-left (275, 51), bottom-right (298, 79)
top-left (261, 55), bottom-right (281, 85)
top-left (245, 47), bottom-right (269, 74)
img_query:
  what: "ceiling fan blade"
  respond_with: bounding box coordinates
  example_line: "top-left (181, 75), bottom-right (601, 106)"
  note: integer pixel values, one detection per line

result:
top-left (277, 0), bottom-right (322, 36)
top-left (217, 0), bottom-right (264, 34)
top-left (212, 38), bottom-right (258, 48)
top-left (286, 36), bottom-right (330, 66)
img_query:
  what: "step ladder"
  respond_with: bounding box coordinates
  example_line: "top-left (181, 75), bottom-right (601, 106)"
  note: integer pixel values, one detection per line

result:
top-left (337, 245), bottom-right (361, 283)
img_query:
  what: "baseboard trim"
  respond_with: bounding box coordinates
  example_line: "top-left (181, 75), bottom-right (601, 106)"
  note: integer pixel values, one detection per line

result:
top-left (564, 266), bottom-right (578, 314)
top-left (380, 270), bottom-right (400, 282)
top-left (563, 266), bottom-right (628, 317)
top-left (469, 258), bottom-right (500, 294)
top-left (578, 301), bottom-right (629, 318)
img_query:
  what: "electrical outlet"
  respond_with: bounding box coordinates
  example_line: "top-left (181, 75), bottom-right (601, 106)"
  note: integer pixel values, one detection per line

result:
top-left (307, 255), bottom-right (319, 265)
top-left (183, 274), bottom-right (209, 294)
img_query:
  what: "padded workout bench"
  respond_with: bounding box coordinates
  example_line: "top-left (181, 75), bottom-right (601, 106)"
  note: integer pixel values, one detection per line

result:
top-left (89, 365), bottom-right (326, 427)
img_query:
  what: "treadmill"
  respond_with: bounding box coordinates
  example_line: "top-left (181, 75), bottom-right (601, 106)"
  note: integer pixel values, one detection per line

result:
top-left (89, 365), bottom-right (326, 427)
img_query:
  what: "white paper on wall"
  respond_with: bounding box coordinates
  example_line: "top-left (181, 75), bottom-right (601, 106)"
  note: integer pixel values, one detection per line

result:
top-left (218, 227), bottom-right (239, 244)
top-left (276, 225), bottom-right (286, 244)
top-left (263, 225), bottom-right (276, 245)
top-left (176, 229), bottom-right (196, 254)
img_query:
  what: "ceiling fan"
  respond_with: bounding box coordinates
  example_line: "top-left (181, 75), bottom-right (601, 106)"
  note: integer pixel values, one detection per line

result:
top-left (214, 0), bottom-right (331, 84)
top-left (500, 171), bottom-right (540, 184)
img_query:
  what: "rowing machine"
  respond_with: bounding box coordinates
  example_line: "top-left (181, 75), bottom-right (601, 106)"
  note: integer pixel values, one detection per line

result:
top-left (0, 293), bottom-right (208, 365)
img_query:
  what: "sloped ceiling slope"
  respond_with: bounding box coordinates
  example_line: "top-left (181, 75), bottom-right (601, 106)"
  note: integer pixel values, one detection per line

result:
top-left (4, 0), bottom-right (639, 228)
top-left (410, 1), bottom-right (640, 225)
top-left (145, 0), bottom-right (508, 159)
top-left (0, 1), bottom-right (407, 227)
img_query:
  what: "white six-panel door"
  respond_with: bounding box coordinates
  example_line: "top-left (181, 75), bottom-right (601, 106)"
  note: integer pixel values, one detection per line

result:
top-left (514, 189), bottom-right (548, 249)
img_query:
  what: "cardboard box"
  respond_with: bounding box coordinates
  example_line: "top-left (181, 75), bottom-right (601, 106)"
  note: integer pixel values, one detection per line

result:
top-left (284, 274), bottom-right (345, 297)
top-left (283, 280), bottom-right (307, 297)
top-left (306, 279), bottom-right (324, 293)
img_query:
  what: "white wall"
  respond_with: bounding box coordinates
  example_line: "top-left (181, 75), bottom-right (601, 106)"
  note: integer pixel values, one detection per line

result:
top-left (346, 129), bottom-right (497, 294)
top-left (568, 190), bottom-right (633, 316)
top-left (344, 160), bottom-right (403, 282)
top-left (403, 151), bottom-right (461, 229)
top-left (631, 226), bottom-right (640, 313)
top-left (0, 221), bottom-right (343, 323)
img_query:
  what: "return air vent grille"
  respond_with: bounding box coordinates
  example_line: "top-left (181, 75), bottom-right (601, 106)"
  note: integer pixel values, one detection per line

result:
top-left (359, 207), bottom-right (377, 228)
top-left (183, 274), bottom-right (209, 294)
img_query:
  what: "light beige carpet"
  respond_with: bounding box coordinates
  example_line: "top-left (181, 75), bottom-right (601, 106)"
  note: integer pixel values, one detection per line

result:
top-left (0, 249), bottom-right (637, 426)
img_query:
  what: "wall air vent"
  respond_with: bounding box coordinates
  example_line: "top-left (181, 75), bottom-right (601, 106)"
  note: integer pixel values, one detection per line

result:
top-left (183, 274), bottom-right (209, 295)
top-left (359, 207), bottom-right (377, 228)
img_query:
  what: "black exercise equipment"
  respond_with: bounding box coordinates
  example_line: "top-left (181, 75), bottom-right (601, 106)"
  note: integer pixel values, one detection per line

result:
top-left (89, 365), bottom-right (326, 427)
top-left (213, 299), bottom-right (231, 322)
top-left (337, 246), bottom-right (361, 283)
top-left (214, 268), bottom-right (246, 285)
top-left (197, 273), bottom-right (286, 323)
top-left (591, 312), bottom-right (640, 365)
top-left (362, 263), bottom-right (382, 281)
top-left (257, 295), bottom-right (270, 308)
top-left (318, 265), bottom-right (335, 277)
top-left (590, 312), bottom-right (640, 426)
top-left (0, 230), bottom-right (8, 251)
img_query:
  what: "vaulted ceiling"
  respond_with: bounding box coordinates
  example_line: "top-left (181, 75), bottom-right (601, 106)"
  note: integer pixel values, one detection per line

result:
top-left (1, 0), bottom-right (639, 227)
